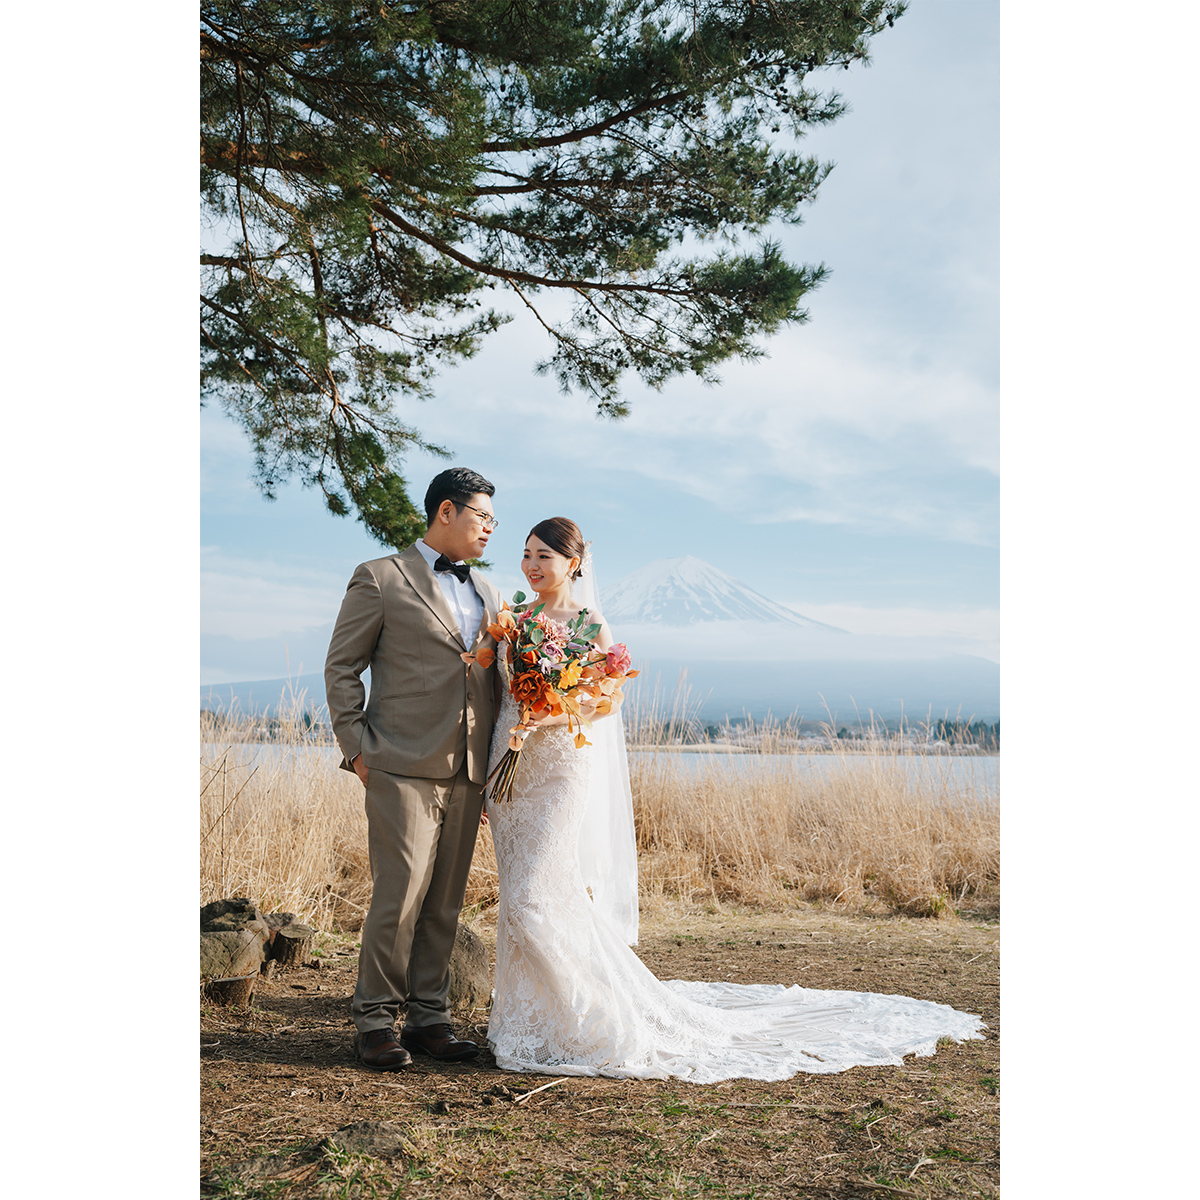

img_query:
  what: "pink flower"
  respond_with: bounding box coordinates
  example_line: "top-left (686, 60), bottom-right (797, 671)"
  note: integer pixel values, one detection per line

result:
top-left (540, 617), bottom-right (571, 645)
top-left (606, 643), bottom-right (632, 675)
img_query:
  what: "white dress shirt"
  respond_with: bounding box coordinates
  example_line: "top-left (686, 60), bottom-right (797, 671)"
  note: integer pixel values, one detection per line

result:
top-left (415, 538), bottom-right (484, 647)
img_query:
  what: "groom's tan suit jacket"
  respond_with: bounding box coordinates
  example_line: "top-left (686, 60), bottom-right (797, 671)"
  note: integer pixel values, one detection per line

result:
top-left (325, 544), bottom-right (501, 783)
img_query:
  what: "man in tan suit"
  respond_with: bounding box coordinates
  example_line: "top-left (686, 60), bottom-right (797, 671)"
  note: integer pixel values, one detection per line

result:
top-left (325, 467), bottom-right (501, 1070)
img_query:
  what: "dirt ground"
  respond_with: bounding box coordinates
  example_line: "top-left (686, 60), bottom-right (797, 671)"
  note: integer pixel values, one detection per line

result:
top-left (201, 901), bottom-right (999, 1199)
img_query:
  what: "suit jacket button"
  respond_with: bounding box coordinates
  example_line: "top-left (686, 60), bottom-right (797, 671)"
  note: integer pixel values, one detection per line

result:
top-left (467, 691), bottom-right (474, 700)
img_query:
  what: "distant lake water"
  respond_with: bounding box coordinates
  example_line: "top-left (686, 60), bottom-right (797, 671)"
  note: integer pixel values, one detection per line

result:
top-left (202, 742), bottom-right (997, 801)
top-left (627, 748), bottom-right (998, 800)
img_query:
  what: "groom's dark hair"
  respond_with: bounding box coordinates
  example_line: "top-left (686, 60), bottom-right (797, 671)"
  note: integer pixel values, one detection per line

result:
top-left (424, 467), bottom-right (495, 525)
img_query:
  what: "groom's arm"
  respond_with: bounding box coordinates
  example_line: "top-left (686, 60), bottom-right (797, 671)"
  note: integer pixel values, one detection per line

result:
top-left (324, 563), bottom-right (384, 773)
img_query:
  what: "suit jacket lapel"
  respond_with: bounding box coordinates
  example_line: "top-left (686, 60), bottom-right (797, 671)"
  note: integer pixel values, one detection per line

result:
top-left (394, 545), bottom-right (467, 650)
top-left (468, 569), bottom-right (497, 649)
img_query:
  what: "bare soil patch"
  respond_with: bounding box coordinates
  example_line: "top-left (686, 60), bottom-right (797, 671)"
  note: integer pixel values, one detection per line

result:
top-left (201, 903), bottom-right (998, 1199)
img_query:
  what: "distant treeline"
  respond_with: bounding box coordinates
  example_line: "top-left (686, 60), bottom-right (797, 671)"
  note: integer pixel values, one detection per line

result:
top-left (201, 704), bottom-right (999, 751)
top-left (832, 720), bottom-right (998, 747)
top-left (937, 719), bottom-right (998, 748)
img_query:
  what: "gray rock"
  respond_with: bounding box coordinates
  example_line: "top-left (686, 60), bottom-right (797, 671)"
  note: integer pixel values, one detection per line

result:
top-left (322, 1121), bottom-right (418, 1161)
top-left (201, 897), bottom-right (272, 947)
top-left (448, 922), bottom-right (491, 1010)
top-left (201, 928), bottom-right (267, 979)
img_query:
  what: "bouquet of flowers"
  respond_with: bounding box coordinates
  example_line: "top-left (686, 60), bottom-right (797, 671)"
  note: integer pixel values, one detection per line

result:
top-left (480, 592), bottom-right (639, 803)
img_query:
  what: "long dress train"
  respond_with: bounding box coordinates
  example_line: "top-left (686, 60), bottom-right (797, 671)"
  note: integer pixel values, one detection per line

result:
top-left (484, 678), bottom-right (984, 1082)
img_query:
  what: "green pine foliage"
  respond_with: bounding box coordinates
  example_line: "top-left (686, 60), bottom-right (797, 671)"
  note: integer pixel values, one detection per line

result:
top-left (201, 0), bottom-right (907, 547)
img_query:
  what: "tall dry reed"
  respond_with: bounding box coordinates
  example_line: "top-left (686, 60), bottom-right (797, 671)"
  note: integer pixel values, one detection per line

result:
top-left (200, 698), bottom-right (373, 931)
top-left (631, 749), bottom-right (997, 917)
top-left (199, 689), bottom-right (998, 931)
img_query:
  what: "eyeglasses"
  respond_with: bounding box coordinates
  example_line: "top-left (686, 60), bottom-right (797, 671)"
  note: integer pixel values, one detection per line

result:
top-left (458, 502), bottom-right (499, 532)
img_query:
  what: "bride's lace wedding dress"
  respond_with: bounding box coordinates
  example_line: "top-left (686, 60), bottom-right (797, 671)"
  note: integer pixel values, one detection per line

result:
top-left (485, 651), bottom-right (984, 1082)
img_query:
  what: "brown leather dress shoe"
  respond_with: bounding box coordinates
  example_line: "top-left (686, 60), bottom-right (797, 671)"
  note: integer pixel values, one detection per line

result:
top-left (354, 1026), bottom-right (413, 1071)
top-left (401, 1022), bottom-right (480, 1061)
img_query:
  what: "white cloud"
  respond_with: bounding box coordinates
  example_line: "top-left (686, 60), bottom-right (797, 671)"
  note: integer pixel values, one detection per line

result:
top-left (417, 305), bottom-right (998, 544)
top-left (201, 547), bottom-right (348, 638)
top-left (786, 603), bottom-right (1000, 662)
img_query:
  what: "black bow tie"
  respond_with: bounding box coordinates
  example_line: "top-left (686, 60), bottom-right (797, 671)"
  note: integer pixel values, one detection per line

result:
top-left (434, 554), bottom-right (470, 583)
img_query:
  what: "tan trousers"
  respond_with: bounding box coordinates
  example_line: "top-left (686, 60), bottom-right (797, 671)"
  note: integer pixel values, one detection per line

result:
top-left (352, 763), bottom-right (485, 1033)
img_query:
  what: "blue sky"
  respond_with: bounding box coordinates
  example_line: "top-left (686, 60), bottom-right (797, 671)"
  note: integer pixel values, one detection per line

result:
top-left (201, 1), bottom-right (1000, 683)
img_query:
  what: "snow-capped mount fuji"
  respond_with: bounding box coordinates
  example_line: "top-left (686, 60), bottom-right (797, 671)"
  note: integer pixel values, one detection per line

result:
top-left (591, 556), bottom-right (999, 720)
top-left (600, 556), bottom-right (844, 631)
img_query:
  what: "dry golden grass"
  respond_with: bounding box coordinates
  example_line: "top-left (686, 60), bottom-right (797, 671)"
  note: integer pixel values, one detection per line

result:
top-left (630, 749), bottom-right (997, 917)
top-left (200, 696), bottom-right (998, 931)
top-left (201, 704), bottom-right (372, 931)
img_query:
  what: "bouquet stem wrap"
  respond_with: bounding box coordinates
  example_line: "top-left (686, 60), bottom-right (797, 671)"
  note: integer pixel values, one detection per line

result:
top-left (484, 729), bottom-right (529, 804)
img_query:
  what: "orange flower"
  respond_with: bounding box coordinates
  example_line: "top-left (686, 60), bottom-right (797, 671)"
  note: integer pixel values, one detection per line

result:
top-left (459, 647), bottom-right (496, 670)
top-left (558, 660), bottom-right (583, 688)
top-left (512, 670), bottom-right (552, 712)
top-left (486, 606), bottom-right (517, 641)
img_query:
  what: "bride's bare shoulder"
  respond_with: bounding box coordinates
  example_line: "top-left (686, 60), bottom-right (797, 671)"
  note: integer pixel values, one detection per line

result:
top-left (582, 607), bottom-right (614, 651)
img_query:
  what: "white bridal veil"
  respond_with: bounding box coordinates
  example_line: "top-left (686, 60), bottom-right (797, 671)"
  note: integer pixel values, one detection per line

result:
top-left (573, 544), bottom-right (640, 946)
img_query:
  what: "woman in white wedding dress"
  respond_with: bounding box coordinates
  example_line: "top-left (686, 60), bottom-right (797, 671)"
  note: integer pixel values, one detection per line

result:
top-left (484, 518), bottom-right (984, 1082)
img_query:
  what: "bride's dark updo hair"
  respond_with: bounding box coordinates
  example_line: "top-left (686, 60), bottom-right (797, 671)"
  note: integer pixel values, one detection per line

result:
top-left (528, 517), bottom-right (586, 580)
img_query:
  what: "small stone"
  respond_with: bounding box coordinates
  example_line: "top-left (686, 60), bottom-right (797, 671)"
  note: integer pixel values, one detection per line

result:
top-left (322, 1121), bottom-right (418, 1161)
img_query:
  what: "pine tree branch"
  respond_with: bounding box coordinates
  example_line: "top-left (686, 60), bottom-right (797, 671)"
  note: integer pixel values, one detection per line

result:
top-left (478, 87), bottom-right (693, 154)
top-left (201, 294), bottom-right (330, 396)
top-left (368, 198), bottom-right (696, 298)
